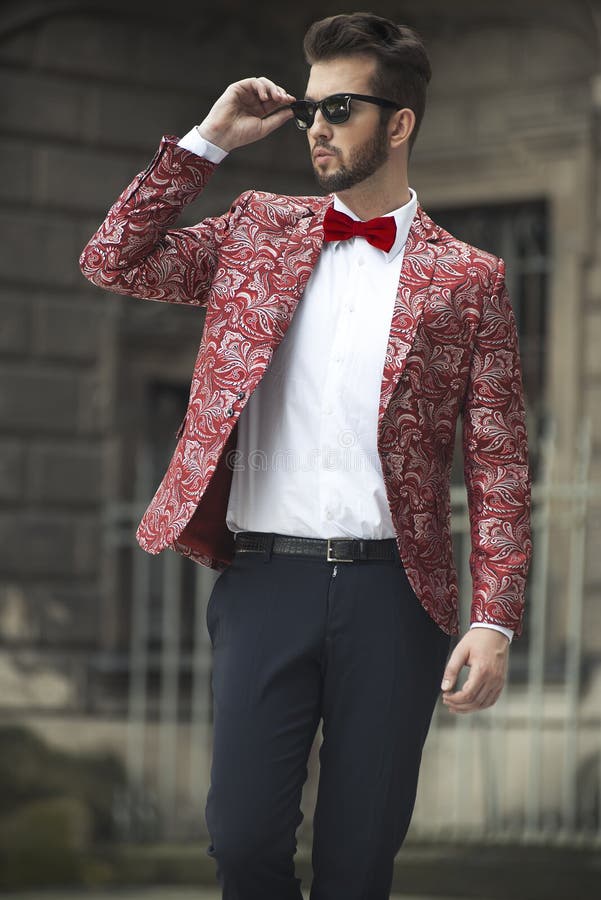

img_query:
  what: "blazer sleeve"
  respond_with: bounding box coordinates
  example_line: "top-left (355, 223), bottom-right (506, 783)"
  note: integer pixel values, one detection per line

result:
top-left (461, 257), bottom-right (533, 638)
top-left (78, 134), bottom-right (253, 306)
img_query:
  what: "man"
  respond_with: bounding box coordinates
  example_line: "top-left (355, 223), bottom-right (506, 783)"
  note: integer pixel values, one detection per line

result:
top-left (80, 12), bottom-right (531, 900)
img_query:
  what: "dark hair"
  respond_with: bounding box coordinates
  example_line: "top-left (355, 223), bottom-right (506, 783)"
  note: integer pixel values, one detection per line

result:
top-left (303, 12), bottom-right (431, 155)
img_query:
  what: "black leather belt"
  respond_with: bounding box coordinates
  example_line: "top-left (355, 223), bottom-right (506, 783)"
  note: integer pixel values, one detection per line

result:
top-left (234, 530), bottom-right (398, 563)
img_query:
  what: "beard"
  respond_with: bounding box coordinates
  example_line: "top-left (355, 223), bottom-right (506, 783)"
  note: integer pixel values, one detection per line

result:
top-left (311, 119), bottom-right (390, 192)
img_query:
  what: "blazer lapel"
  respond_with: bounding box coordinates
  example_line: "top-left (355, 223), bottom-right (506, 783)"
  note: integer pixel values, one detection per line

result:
top-left (264, 194), bottom-right (334, 343)
top-left (377, 203), bottom-right (441, 425)
top-left (282, 194), bottom-right (333, 288)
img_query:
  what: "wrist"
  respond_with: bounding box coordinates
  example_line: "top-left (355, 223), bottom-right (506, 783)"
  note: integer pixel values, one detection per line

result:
top-left (470, 622), bottom-right (513, 644)
top-left (196, 119), bottom-right (235, 152)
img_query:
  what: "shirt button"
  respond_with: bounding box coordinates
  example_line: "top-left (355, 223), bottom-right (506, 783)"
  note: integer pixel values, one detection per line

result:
top-left (237, 391), bottom-right (245, 400)
top-left (357, 257), bottom-right (365, 267)
top-left (225, 407), bottom-right (234, 417)
top-left (326, 510), bottom-right (333, 520)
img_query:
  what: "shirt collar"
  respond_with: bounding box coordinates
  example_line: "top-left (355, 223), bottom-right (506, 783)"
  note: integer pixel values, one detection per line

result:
top-left (330, 189), bottom-right (418, 263)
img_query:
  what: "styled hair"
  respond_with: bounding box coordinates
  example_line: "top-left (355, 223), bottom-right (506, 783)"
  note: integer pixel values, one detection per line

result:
top-left (303, 12), bottom-right (431, 155)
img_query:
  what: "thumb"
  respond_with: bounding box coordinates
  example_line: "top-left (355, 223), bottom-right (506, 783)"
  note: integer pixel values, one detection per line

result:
top-left (261, 107), bottom-right (294, 130)
top-left (441, 648), bottom-right (464, 691)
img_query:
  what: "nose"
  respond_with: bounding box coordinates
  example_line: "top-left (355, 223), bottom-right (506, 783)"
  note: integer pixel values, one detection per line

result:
top-left (308, 107), bottom-right (333, 141)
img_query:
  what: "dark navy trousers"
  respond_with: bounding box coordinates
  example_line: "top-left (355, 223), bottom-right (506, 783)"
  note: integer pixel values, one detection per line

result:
top-left (204, 539), bottom-right (452, 900)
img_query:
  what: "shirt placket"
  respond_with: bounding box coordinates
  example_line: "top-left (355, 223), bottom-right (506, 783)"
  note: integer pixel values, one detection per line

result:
top-left (318, 242), bottom-right (363, 530)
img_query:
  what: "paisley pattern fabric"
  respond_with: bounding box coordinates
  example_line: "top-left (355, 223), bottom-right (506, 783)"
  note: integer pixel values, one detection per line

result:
top-left (79, 135), bottom-right (532, 637)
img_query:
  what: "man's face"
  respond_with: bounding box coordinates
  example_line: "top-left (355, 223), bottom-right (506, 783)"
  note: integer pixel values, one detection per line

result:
top-left (303, 55), bottom-right (391, 192)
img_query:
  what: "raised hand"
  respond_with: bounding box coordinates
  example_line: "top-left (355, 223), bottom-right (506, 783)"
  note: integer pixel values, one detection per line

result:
top-left (196, 76), bottom-right (296, 152)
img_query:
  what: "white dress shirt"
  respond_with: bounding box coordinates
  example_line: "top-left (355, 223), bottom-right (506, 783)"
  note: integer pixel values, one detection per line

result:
top-left (176, 127), bottom-right (513, 643)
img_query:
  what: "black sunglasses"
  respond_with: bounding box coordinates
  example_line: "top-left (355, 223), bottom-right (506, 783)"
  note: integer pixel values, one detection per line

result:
top-left (263, 94), bottom-right (402, 131)
top-left (288, 93), bottom-right (401, 130)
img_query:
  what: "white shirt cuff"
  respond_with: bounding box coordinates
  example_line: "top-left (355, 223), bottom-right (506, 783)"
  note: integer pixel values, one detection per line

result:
top-left (177, 126), bottom-right (229, 163)
top-left (470, 622), bottom-right (514, 643)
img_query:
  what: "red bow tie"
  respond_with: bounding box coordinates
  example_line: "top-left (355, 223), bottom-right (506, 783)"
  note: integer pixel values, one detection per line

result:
top-left (322, 206), bottom-right (397, 253)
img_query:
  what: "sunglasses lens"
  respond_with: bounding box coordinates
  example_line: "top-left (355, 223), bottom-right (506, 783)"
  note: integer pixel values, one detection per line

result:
top-left (323, 96), bottom-right (350, 123)
top-left (290, 96), bottom-right (350, 130)
top-left (290, 102), bottom-right (312, 130)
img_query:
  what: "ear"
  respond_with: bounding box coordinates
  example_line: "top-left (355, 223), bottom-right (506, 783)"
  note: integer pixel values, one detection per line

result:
top-left (388, 108), bottom-right (415, 151)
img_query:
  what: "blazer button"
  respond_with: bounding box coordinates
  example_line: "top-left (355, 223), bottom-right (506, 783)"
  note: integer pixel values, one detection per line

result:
top-left (237, 391), bottom-right (245, 400)
top-left (225, 406), bottom-right (234, 417)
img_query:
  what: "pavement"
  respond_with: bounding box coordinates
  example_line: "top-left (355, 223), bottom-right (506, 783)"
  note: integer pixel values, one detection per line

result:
top-left (0, 890), bottom-right (483, 900)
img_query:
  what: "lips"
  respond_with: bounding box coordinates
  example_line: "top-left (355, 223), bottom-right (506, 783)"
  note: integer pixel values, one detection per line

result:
top-left (314, 150), bottom-right (335, 161)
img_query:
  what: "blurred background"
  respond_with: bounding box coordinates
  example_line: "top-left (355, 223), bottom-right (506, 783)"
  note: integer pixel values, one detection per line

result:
top-left (1, 0), bottom-right (601, 897)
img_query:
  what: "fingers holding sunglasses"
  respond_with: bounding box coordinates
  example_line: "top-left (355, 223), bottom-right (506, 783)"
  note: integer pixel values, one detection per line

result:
top-left (196, 77), bottom-right (296, 151)
top-left (232, 77), bottom-right (295, 121)
top-left (252, 76), bottom-right (295, 106)
top-left (254, 79), bottom-right (297, 129)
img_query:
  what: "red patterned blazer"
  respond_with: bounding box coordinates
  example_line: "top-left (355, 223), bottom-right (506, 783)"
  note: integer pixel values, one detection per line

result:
top-left (80, 135), bottom-right (532, 637)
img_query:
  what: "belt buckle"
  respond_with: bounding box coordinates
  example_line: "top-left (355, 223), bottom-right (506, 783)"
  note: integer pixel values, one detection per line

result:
top-left (326, 538), bottom-right (354, 563)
